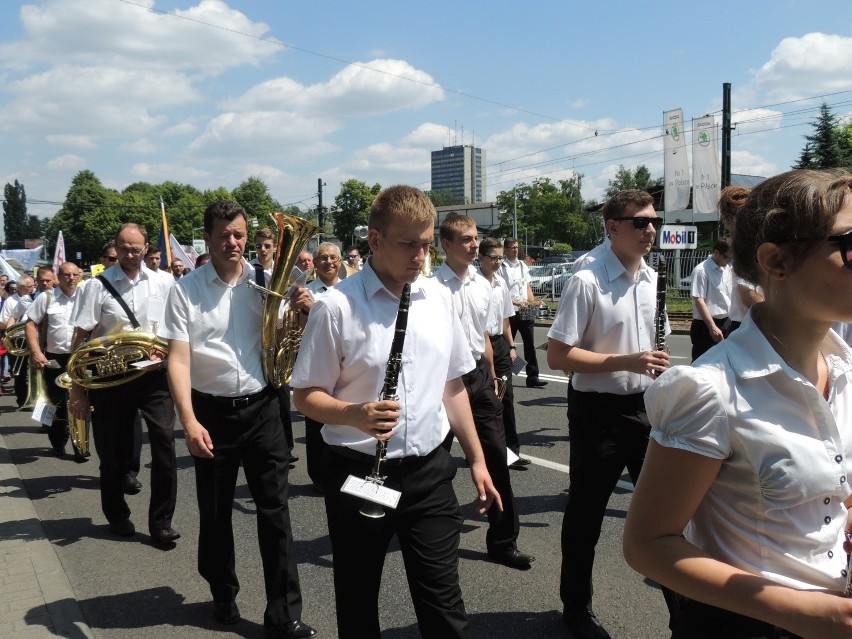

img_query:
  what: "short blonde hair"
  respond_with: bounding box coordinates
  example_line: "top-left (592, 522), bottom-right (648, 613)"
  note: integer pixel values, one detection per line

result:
top-left (368, 185), bottom-right (435, 235)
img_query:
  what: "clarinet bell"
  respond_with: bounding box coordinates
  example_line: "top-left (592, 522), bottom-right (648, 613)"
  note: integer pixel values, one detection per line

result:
top-left (359, 500), bottom-right (385, 519)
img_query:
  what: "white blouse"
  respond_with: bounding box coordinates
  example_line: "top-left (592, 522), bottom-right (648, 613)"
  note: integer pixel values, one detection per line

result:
top-left (645, 311), bottom-right (852, 590)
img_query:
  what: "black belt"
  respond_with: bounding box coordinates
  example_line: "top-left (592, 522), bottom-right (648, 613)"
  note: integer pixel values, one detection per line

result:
top-left (329, 444), bottom-right (438, 468)
top-left (192, 385), bottom-right (272, 410)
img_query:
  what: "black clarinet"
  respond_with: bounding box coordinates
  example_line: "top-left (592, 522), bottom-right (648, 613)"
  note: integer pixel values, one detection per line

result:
top-left (652, 254), bottom-right (668, 377)
top-left (359, 283), bottom-right (411, 518)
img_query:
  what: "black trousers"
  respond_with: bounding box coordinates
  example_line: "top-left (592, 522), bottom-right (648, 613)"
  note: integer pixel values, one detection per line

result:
top-left (89, 369), bottom-right (176, 529)
top-left (43, 352), bottom-right (70, 451)
top-left (690, 317), bottom-right (728, 362)
top-left (323, 444), bottom-right (469, 639)
top-left (304, 416), bottom-right (327, 487)
top-left (669, 594), bottom-right (803, 639)
top-left (490, 335), bottom-right (519, 454)
top-left (277, 386), bottom-right (295, 451)
top-left (508, 315), bottom-right (540, 381)
top-left (12, 355), bottom-right (27, 407)
top-left (191, 389), bottom-right (303, 632)
top-left (560, 389), bottom-right (649, 614)
top-left (461, 359), bottom-right (519, 552)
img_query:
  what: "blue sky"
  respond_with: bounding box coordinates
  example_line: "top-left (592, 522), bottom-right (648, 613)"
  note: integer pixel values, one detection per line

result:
top-left (2, 0), bottom-right (852, 221)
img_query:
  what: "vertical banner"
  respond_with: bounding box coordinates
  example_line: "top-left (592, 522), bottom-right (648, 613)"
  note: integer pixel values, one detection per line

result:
top-left (663, 109), bottom-right (690, 212)
top-left (157, 197), bottom-right (172, 270)
top-left (169, 234), bottom-right (194, 272)
top-left (692, 115), bottom-right (721, 217)
top-left (52, 230), bottom-right (66, 275)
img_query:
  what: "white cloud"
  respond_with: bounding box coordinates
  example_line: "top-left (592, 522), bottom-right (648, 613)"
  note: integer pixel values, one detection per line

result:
top-left (229, 59), bottom-right (444, 118)
top-left (572, 99), bottom-right (589, 109)
top-left (45, 134), bottom-right (97, 149)
top-left (752, 33), bottom-right (852, 99)
top-left (2, 0), bottom-right (278, 74)
top-left (131, 162), bottom-right (211, 181)
top-left (162, 121), bottom-right (199, 137)
top-left (46, 154), bottom-right (86, 170)
top-left (731, 149), bottom-right (777, 178)
top-left (119, 138), bottom-right (157, 154)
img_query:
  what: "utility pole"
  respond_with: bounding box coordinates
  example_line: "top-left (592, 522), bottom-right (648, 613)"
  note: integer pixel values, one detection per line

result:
top-left (317, 178), bottom-right (325, 239)
top-left (513, 187), bottom-right (518, 239)
top-left (721, 82), bottom-right (732, 189)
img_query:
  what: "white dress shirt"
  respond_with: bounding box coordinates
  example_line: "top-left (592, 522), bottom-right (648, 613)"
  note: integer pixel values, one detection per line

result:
top-left (548, 248), bottom-right (659, 394)
top-left (482, 271), bottom-right (514, 337)
top-left (646, 311), bottom-right (852, 591)
top-left (160, 260), bottom-right (266, 398)
top-left (434, 263), bottom-right (493, 360)
top-left (572, 238), bottom-right (611, 273)
top-left (290, 259), bottom-right (475, 458)
top-left (498, 259), bottom-right (531, 302)
top-left (307, 276), bottom-right (339, 302)
top-left (728, 274), bottom-right (762, 324)
top-left (72, 263), bottom-right (173, 337)
top-left (25, 288), bottom-right (77, 354)
top-left (0, 293), bottom-right (33, 324)
top-left (690, 256), bottom-right (732, 320)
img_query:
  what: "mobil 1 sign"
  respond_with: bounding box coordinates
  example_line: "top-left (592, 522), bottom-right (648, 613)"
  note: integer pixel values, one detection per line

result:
top-left (659, 225), bottom-right (697, 249)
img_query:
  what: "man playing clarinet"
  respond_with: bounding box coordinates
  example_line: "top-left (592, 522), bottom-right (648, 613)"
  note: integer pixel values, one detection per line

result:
top-left (291, 184), bottom-right (501, 639)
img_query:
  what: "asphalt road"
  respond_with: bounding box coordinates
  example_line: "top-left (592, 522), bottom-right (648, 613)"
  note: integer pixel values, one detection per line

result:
top-left (4, 330), bottom-right (692, 638)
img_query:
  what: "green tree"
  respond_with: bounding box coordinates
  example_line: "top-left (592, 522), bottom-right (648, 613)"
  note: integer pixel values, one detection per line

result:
top-left (796, 102), bottom-right (846, 169)
top-left (3, 180), bottom-right (27, 248)
top-left (330, 179), bottom-right (381, 243)
top-left (426, 189), bottom-right (464, 207)
top-left (232, 177), bottom-right (283, 228)
top-left (604, 164), bottom-right (662, 198)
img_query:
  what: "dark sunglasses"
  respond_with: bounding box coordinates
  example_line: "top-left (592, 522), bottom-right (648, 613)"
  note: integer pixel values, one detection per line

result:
top-left (780, 230), bottom-right (852, 270)
top-left (104, 255), bottom-right (118, 262)
top-left (829, 230), bottom-right (852, 269)
top-left (610, 216), bottom-right (664, 230)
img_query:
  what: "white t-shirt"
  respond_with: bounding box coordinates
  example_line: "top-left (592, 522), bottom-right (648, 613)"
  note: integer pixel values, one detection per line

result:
top-left (646, 311), bottom-right (852, 591)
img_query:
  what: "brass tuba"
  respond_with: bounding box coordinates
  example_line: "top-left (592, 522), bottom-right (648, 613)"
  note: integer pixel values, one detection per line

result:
top-left (3, 321), bottom-right (30, 376)
top-left (66, 331), bottom-right (168, 389)
top-left (57, 372), bottom-right (90, 457)
top-left (249, 212), bottom-right (317, 388)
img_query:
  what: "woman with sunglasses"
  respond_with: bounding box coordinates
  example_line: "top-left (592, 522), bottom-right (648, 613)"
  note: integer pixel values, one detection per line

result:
top-left (624, 169), bottom-right (852, 639)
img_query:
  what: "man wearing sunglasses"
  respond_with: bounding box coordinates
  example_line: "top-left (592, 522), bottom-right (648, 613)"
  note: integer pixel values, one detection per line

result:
top-left (689, 237), bottom-right (733, 361)
top-left (546, 189), bottom-right (669, 639)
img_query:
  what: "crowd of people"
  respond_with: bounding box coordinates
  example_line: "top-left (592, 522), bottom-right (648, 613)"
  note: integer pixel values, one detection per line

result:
top-left (4, 169), bottom-right (852, 639)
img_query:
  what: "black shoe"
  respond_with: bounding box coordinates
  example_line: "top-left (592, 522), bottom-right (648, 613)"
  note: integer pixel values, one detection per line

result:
top-left (266, 619), bottom-right (317, 639)
top-left (487, 547), bottom-right (535, 569)
top-left (108, 519), bottom-right (136, 537)
top-left (562, 610), bottom-right (612, 639)
top-left (73, 453), bottom-right (89, 464)
top-left (288, 454), bottom-right (300, 464)
top-left (122, 474), bottom-right (142, 495)
top-left (213, 600), bottom-right (240, 625)
top-left (526, 379), bottom-right (548, 388)
top-left (150, 527), bottom-right (181, 546)
top-left (509, 457), bottom-right (531, 470)
top-left (51, 443), bottom-right (66, 457)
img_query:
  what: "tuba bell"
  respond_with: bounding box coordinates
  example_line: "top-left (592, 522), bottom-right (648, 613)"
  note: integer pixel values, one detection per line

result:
top-left (56, 372), bottom-right (90, 458)
top-left (66, 331), bottom-right (169, 389)
top-left (251, 212), bottom-right (318, 388)
top-left (3, 321), bottom-right (30, 376)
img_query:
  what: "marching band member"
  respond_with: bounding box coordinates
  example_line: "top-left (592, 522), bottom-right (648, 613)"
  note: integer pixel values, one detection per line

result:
top-left (625, 169), bottom-right (852, 639)
top-left (69, 223), bottom-right (178, 546)
top-left (291, 185), bottom-right (500, 638)
top-left (161, 201), bottom-right (315, 638)
top-left (24, 262), bottom-right (82, 458)
top-left (548, 189), bottom-right (669, 639)
top-left (1, 274), bottom-right (35, 407)
top-left (436, 216), bottom-right (533, 569)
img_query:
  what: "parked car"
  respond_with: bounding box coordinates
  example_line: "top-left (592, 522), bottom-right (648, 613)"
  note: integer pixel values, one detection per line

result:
top-left (530, 263), bottom-right (572, 296)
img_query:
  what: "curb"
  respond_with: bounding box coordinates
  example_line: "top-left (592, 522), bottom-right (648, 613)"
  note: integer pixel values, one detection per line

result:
top-left (0, 427), bottom-right (95, 638)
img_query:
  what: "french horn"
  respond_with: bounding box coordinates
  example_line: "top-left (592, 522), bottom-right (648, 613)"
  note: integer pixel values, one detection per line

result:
top-left (66, 331), bottom-right (168, 389)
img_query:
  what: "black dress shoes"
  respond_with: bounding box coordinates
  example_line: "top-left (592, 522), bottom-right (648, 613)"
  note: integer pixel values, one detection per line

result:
top-left (122, 474), bottom-right (142, 495)
top-left (487, 547), bottom-right (535, 569)
top-left (526, 379), bottom-right (548, 388)
top-left (266, 619), bottom-right (318, 638)
top-left (509, 457), bottom-right (531, 470)
top-left (213, 600), bottom-right (240, 625)
top-left (108, 519), bottom-right (136, 537)
top-left (563, 610), bottom-right (612, 639)
top-left (150, 527), bottom-right (181, 546)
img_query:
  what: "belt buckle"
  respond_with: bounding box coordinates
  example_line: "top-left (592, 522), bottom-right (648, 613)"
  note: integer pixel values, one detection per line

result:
top-left (232, 396), bottom-right (250, 409)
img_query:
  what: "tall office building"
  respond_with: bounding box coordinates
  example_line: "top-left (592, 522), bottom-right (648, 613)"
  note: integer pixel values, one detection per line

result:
top-left (430, 145), bottom-right (486, 204)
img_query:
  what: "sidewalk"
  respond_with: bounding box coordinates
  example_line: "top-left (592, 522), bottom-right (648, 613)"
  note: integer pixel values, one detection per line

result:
top-left (0, 388), bottom-right (94, 639)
